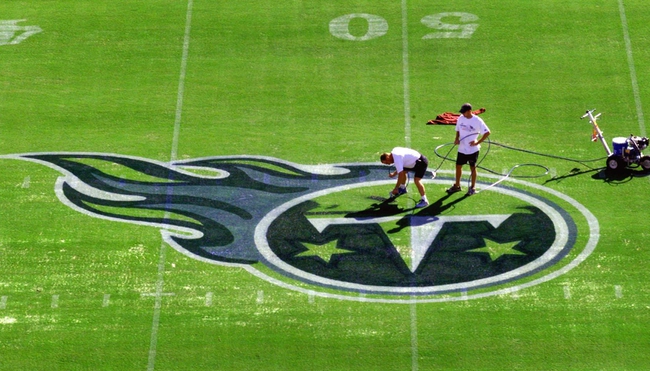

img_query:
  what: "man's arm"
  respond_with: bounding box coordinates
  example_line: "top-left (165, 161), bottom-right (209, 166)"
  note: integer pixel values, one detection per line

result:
top-left (391, 171), bottom-right (408, 194)
top-left (471, 131), bottom-right (490, 146)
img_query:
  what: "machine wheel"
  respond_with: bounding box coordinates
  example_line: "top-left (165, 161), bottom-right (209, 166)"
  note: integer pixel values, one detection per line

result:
top-left (606, 155), bottom-right (625, 173)
top-left (640, 156), bottom-right (650, 172)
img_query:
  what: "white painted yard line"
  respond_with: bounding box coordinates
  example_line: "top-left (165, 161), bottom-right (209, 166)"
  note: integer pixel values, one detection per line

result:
top-left (170, 0), bottom-right (194, 162)
top-left (402, 2), bottom-right (418, 370)
top-left (205, 292), bottom-right (213, 307)
top-left (618, 0), bottom-right (646, 137)
top-left (147, 1), bottom-right (194, 371)
top-left (256, 290), bottom-right (265, 304)
top-left (146, 241), bottom-right (169, 371)
top-left (401, 0), bottom-right (412, 147)
top-left (614, 285), bottom-right (623, 299)
top-left (0, 296), bottom-right (7, 309)
top-left (410, 299), bottom-right (419, 371)
top-left (51, 295), bottom-right (59, 308)
top-left (308, 290), bottom-right (315, 304)
top-left (103, 293), bottom-right (110, 307)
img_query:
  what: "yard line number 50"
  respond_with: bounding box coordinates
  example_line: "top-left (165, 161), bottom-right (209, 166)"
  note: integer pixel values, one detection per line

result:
top-left (329, 12), bottom-right (478, 41)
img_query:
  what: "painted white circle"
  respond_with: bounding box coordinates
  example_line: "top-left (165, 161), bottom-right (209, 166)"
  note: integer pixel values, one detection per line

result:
top-left (254, 175), bottom-right (587, 299)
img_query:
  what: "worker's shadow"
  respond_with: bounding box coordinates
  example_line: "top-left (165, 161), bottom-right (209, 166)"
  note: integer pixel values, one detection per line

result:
top-left (346, 193), bottom-right (468, 234)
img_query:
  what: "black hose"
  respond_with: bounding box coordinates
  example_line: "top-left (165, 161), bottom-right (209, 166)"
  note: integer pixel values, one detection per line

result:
top-left (433, 137), bottom-right (607, 178)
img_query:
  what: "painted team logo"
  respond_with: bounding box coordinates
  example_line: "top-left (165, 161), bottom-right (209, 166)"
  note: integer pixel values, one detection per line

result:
top-left (1, 153), bottom-right (598, 303)
top-left (0, 20), bottom-right (42, 46)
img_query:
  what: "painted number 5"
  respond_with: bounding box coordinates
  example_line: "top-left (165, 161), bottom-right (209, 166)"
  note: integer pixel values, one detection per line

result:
top-left (421, 12), bottom-right (478, 39)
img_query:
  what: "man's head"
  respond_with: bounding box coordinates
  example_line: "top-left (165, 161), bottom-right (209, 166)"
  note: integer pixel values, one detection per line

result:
top-left (380, 152), bottom-right (393, 164)
top-left (459, 103), bottom-right (472, 117)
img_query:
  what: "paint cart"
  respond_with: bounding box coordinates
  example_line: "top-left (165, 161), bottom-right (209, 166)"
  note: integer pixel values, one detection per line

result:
top-left (581, 109), bottom-right (650, 174)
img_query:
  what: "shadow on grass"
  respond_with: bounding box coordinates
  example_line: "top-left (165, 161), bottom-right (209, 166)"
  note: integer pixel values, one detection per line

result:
top-left (544, 166), bottom-right (649, 184)
top-left (347, 193), bottom-right (469, 234)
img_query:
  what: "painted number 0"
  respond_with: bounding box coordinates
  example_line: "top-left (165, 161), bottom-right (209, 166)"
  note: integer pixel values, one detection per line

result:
top-left (329, 14), bottom-right (388, 41)
top-left (329, 12), bottom-right (478, 41)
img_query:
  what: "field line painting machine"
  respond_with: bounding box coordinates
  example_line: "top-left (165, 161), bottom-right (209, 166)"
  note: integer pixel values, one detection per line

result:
top-left (581, 109), bottom-right (650, 174)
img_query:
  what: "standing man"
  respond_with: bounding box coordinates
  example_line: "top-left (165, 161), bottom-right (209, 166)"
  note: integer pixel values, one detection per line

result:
top-left (447, 103), bottom-right (491, 196)
top-left (380, 147), bottom-right (429, 208)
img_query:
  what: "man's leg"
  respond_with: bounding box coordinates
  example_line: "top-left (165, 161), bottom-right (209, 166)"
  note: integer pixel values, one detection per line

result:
top-left (414, 177), bottom-right (429, 207)
top-left (414, 177), bottom-right (426, 197)
top-left (470, 165), bottom-right (477, 189)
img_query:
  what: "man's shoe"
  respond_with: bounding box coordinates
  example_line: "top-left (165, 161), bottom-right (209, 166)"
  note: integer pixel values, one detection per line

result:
top-left (397, 187), bottom-right (408, 195)
top-left (466, 188), bottom-right (476, 196)
top-left (446, 185), bottom-right (461, 194)
top-left (415, 199), bottom-right (429, 208)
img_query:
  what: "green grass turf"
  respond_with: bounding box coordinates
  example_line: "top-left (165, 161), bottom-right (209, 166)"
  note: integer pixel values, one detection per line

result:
top-left (1, 0), bottom-right (650, 370)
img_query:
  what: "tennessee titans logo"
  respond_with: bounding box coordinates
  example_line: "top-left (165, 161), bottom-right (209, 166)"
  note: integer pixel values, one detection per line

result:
top-left (2, 153), bottom-right (598, 302)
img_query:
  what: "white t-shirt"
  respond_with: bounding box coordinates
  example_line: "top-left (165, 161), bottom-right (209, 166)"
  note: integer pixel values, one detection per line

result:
top-left (391, 147), bottom-right (421, 172)
top-left (456, 115), bottom-right (490, 154)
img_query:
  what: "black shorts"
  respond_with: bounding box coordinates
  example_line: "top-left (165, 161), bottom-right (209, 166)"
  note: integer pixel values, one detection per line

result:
top-left (405, 155), bottom-right (428, 178)
top-left (456, 152), bottom-right (479, 166)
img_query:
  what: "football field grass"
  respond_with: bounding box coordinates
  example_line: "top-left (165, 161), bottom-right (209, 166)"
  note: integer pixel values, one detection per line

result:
top-left (1, 0), bottom-right (650, 370)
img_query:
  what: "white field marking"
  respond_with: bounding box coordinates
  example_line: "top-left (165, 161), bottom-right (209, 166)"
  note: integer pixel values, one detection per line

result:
top-left (148, 0), bottom-right (193, 370)
top-left (102, 294), bottom-right (110, 307)
top-left (21, 176), bottom-right (30, 188)
top-left (256, 290), bottom-right (264, 304)
top-left (461, 289), bottom-right (468, 301)
top-left (421, 13), bottom-right (478, 39)
top-left (308, 290), bottom-right (315, 304)
top-left (410, 299), bottom-right (419, 371)
top-left (170, 0), bottom-right (193, 162)
top-left (257, 179), bottom-right (569, 295)
top-left (65, 178), bottom-right (145, 202)
top-left (0, 316), bottom-right (17, 324)
top-left (402, 3), bottom-right (416, 368)
top-left (563, 285), bottom-right (571, 299)
top-left (401, 0), bottom-right (412, 147)
top-left (51, 295), bottom-right (59, 308)
top-left (146, 242), bottom-right (170, 371)
top-left (205, 292), bottom-right (213, 307)
top-left (0, 296), bottom-right (7, 309)
top-left (328, 14), bottom-right (388, 41)
top-left (615, 285), bottom-right (623, 299)
top-left (618, 0), bottom-right (646, 137)
top-left (253, 172), bottom-right (597, 302)
top-left (0, 20), bottom-right (42, 46)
